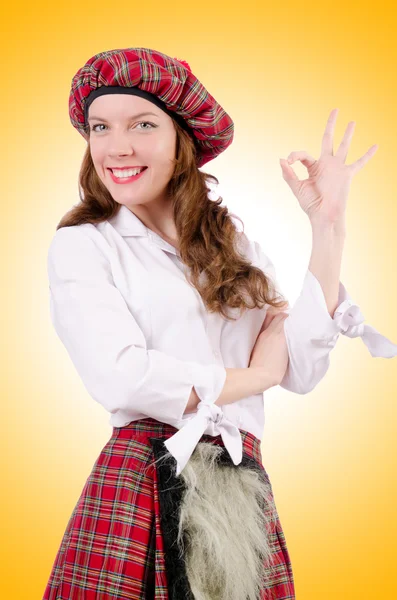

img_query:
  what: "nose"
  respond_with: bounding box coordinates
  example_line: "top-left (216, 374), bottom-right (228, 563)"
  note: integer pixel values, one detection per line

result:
top-left (108, 148), bottom-right (135, 158)
top-left (107, 133), bottom-right (137, 157)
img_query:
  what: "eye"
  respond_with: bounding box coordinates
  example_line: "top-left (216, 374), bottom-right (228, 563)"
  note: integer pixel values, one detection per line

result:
top-left (137, 122), bottom-right (156, 130)
top-left (90, 121), bottom-right (156, 132)
top-left (91, 123), bottom-right (106, 132)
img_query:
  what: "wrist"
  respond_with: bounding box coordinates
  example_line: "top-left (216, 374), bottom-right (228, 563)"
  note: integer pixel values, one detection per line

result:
top-left (309, 216), bottom-right (347, 237)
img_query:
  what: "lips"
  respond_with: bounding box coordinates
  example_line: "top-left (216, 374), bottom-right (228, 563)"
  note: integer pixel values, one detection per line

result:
top-left (108, 166), bottom-right (148, 185)
top-left (107, 167), bottom-right (148, 172)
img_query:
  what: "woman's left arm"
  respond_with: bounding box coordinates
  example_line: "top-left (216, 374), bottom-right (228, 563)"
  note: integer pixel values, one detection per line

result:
top-left (308, 220), bottom-right (346, 318)
top-left (270, 108), bottom-right (397, 394)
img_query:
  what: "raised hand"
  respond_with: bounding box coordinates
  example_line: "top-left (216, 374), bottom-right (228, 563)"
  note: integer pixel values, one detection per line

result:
top-left (279, 108), bottom-right (378, 226)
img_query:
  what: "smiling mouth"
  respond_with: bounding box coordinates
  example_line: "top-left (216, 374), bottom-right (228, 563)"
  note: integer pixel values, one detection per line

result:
top-left (107, 167), bottom-right (148, 183)
top-left (107, 166), bottom-right (148, 174)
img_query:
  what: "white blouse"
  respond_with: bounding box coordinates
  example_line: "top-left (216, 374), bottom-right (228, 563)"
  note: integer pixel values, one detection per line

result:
top-left (47, 204), bottom-right (397, 475)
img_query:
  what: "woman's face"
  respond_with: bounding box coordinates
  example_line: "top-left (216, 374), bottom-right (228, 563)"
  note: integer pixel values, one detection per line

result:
top-left (87, 94), bottom-right (177, 208)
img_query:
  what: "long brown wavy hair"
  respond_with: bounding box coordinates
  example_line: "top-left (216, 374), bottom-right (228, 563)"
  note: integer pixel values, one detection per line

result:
top-left (57, 119), bottom-right (288, 321)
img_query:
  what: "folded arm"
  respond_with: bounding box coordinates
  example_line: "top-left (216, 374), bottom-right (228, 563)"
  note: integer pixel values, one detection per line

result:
top-left (47, 226), bottom-right (227, 423)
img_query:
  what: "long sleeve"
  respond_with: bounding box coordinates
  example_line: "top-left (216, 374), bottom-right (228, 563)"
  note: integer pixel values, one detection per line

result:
top-left (47, 226), bottom-right (226, 423)
top-left (253, 241), bottom-right (397, 395)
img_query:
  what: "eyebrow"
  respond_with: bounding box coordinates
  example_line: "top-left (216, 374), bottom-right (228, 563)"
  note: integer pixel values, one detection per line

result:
top-left (87, 111), bottom-right (160, 122)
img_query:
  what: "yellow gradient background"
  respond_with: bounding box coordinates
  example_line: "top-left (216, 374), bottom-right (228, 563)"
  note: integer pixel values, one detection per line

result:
top-left (2, 1), bottom-right (396, 598)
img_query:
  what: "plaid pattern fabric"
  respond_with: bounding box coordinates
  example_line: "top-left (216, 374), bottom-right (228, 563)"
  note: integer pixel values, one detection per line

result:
top-left (42, 418), bottom-right (295, 599)
top-left (69, 47), bottom-right (234, 168)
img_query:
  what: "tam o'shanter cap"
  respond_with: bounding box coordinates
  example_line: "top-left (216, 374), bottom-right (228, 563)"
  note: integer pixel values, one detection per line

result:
top-left (68, 47), bottom-right (234, 168)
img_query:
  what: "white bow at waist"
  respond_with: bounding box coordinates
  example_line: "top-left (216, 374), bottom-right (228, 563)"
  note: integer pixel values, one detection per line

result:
top-left (163, 401), bottom-right (243, 476)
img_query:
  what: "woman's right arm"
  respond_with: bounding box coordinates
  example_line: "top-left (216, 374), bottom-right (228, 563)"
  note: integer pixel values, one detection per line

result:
top-left (185, 311), bottom-right (290, 413)
top-left (184, 367), bottom-right (277, 413)
top-left (47, 225), bottom-right (228, 424)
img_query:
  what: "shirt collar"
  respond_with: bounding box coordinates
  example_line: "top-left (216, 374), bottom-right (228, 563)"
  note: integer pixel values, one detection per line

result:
top-left (107, 204), bottom-right (148, 237)
top-left (107, 204), bottom-right (180, 257)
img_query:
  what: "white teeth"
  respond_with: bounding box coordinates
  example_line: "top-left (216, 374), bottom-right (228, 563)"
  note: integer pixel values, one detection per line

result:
top-left (112, 167), bottom-right (145, 178)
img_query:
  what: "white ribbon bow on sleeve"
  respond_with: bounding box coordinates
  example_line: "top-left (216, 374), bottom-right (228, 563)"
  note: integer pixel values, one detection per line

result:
top-left (163, 401), bottom-right (243, 476)
top-left (333, 298), bottom-right (397, 358)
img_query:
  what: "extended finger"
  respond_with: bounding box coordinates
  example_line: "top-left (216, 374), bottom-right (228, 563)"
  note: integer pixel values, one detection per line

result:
top-left (335, 121), bottom-right (356, 162)
top-left (320, 108), bottom-right (339, 157)
top-left (349, 144), bottom-right (379, 175)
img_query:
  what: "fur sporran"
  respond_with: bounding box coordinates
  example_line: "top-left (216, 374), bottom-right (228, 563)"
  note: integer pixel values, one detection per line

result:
top-left (149, 438), bottom-right (279, 600)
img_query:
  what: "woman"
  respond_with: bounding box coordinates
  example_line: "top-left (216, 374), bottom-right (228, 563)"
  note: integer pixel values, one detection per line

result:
top-left (42, 47), bottom-right (396, 600)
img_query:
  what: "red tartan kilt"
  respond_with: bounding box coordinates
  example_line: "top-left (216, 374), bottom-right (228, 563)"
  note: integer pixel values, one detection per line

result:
top-left (42, 417), bottom-right (295, 599)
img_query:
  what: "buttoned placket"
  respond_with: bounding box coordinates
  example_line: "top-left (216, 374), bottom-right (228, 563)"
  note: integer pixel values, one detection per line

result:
top-left (146, 229), bottom-right (244, 471)
top-left (110, 201), bottom-right (245, 437)
top-left (147, 230), bottom-right (225, 365)
top-left (110, 206), bottom-right (246, 434)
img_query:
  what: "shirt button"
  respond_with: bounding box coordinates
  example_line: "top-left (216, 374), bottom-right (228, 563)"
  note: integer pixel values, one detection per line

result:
top-left (214, 351), bottom-right (220, 358)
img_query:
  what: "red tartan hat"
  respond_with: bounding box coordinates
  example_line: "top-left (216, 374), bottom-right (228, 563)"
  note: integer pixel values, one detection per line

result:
top-left (68, 47), bottom-right (234, 167)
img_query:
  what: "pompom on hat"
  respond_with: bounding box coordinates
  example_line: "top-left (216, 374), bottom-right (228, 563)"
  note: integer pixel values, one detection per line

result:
top-left (68, 47), bottom-right (234, 168)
